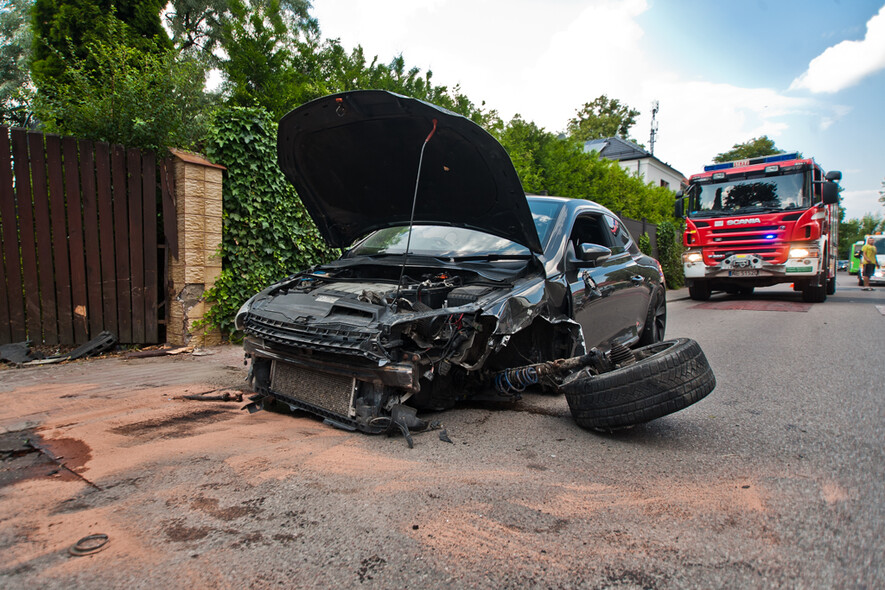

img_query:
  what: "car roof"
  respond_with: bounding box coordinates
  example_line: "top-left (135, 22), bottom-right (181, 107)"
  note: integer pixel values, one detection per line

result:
top-left (527, 194), bottom-right (613, 216)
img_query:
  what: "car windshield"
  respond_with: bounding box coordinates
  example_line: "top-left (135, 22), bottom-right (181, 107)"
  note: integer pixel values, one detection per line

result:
top-left (528, 199), bottom-right (564, 246)
top-left (349, 225), bottom-right (531, 258)
top-left (689, 172), bottom-right (807, 217)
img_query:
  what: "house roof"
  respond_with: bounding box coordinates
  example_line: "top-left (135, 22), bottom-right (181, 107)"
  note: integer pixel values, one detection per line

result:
top-left (583, 136), bottom-right (686, 183)
top-left (583, 136), bottom-right (649, 161)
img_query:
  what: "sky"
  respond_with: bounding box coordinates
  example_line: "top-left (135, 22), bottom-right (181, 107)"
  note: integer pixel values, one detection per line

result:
top-left (310, 0), bottom-right (885, 221)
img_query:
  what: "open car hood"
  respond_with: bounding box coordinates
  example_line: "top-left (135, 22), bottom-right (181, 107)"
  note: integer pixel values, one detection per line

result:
top-left (277, 90), bottom-right (542, 253)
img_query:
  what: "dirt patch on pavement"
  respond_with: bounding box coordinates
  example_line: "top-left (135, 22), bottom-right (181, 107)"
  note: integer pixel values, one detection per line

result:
top-left (109, 407), bottom-right (237, 440)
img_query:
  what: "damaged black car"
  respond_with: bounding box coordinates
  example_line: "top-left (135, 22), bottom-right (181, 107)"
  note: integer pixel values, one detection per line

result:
top-left (236, 90), bottom-right (714, 442)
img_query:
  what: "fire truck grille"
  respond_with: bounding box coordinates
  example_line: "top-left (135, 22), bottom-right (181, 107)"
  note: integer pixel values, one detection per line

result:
top-left (708, 245), bottom-right (783, 262)
top-left (710, 225), bottom-right (780, 234)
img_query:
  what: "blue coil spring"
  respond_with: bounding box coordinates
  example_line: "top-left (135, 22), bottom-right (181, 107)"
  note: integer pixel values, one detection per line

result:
top-left (494, 366), bottom-right (539, 394)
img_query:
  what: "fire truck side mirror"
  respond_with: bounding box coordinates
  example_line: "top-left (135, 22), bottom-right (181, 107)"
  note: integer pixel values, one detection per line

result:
top-left (821, 182), bottom-right (840, 205)
top-left (674, 191), bottom-right (685, 218)
top-left (825, 170), bottom-right (842, 182)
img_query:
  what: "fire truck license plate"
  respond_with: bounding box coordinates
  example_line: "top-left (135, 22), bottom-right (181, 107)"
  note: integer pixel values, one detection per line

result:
top-left (729, 270), bottom-right (759, 277)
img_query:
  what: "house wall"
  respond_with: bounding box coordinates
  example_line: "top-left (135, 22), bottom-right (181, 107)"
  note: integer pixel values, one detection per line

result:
top-left (617, 158), bottom-right (684, 191)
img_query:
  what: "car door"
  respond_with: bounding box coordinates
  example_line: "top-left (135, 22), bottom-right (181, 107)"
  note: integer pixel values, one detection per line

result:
top-left (601, 213), bottom-right (653, 343)
top-left (565, 213), bottom-right (635, 350)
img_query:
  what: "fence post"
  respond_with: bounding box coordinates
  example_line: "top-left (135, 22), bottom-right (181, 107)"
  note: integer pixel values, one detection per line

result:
top-left (166, 149), bottom-right (224, 347)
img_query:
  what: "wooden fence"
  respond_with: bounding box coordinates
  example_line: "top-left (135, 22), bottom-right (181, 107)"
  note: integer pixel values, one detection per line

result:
top-left (0, 126), bottom-right (174, 345)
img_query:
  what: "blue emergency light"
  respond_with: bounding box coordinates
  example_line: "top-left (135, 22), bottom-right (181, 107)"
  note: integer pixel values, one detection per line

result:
top-left (704, 152), bottom-right (800, 172)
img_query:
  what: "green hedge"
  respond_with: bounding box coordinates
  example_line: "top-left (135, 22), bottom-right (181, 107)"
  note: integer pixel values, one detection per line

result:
top-left (656, 220), bottom-right (685, 289)
top-left (201, 106), bottom-right (336, 336)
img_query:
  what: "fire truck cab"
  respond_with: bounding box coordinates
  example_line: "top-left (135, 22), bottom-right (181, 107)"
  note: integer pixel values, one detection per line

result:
top-left (675, 153), bottom-right (841, 302)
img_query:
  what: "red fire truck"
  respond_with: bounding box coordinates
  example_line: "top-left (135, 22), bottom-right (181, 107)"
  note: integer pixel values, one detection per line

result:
top-left (675, 153), bottom-right (841, 302)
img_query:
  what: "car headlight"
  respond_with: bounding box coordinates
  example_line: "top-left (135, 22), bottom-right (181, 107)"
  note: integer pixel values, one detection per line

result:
top-left (234, 297), bottom-right (254, 331)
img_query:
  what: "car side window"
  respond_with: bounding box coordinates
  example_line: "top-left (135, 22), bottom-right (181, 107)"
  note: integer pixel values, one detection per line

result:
top-left (603, 214), bottom-right (636, 255)
top-left (569, 215), bottom-right (611, 254)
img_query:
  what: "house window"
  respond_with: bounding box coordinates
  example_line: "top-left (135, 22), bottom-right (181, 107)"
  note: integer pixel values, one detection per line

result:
top-left (660, 179), bottom-right (669, 188)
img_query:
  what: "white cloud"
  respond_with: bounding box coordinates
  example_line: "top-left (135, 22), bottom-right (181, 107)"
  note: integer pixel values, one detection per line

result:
top-left (839, 189), bottom-right (884, 221)
top-left (790, 4), bottom-right (885, 93)
top-left (819, 104), bottom-right (852, 131)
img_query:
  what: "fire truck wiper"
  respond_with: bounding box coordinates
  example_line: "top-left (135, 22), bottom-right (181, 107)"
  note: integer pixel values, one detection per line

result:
top-left (738, 205), bottom-right (780, 214)
top-left (690, 209), bottom-right (727, 218)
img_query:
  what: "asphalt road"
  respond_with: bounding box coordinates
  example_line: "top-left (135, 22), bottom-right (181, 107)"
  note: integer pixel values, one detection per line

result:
top-left (0, 273), bottom-right (882, 589)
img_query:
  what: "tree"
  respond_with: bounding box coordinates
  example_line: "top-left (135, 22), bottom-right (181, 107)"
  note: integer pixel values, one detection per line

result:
top-left (566, 95), bottom-right (639, 142)
top-left (165, 0), bottom-right (226, 56)
top-left (215, 0), bottom-right (314, 117)
top-left (713, 136), bottom-right (783, 163)
top-left (31, 0), bottom-right (171, 93)
top-left (0, 0), bottom-right (35, 126)
top-left (33, 17), bottom-right (212, 152)
top-left (879, 176), bottom-right (884, 207)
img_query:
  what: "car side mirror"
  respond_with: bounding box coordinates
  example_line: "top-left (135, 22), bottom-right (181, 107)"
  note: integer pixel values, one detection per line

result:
top-left (578, 243), bottom-right (612, 266)
top-left (822, 182), bottom-right (840, 205)
top-left (825, 170), bottom-right (842, 182)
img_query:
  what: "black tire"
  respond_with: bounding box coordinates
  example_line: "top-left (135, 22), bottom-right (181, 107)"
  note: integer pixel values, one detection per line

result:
top-left (826, 276), bottom-right (836, 295)
top-left (688, 281), bottom-right (711, 301)
top-left (637, 286), bottom-right (667, 346)
top-left (802, 277), bottom-right (827, 302)
top-left (561, 338), bottom-right (715, 431)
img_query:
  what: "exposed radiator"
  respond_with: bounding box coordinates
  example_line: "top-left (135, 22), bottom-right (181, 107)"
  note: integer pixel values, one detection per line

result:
top-left (270, 362), bottom-right (355, 418)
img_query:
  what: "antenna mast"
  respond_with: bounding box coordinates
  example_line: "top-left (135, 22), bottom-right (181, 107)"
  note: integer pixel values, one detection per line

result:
top-left (649, 100), bottom-right (659, 156)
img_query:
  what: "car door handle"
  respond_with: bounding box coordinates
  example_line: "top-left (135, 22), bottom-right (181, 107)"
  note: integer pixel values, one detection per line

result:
top-left (631, 275), bottom-right (644, 283)
top-left (581, 271), bottom-right (602, 298)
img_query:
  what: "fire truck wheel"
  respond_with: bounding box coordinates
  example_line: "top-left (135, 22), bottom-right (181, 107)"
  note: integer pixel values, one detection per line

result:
top-left (561, 338), bottom-right (716, 431)
top-left (802, 279), bottom-right (827, 303)
top-left (826, 276), bottom-right (836, 295)
top-left (688, 281), bottom-right (711, 301)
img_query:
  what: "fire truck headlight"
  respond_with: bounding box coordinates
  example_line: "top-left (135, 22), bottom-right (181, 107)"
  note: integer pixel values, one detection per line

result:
top-left (683, 251), bottom-right (703, 263)
top-left (789, 247), bottom-right (810, 258)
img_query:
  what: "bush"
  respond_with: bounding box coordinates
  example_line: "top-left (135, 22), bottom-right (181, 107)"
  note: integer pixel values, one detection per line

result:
top-left (656, 220), bottom-right (685, 289)
top-left (201, 106), bottom-right (336, 336)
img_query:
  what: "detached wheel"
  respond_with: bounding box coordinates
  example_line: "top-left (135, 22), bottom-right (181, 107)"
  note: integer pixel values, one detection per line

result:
top-left (561, 338), bottom-right (715, 431)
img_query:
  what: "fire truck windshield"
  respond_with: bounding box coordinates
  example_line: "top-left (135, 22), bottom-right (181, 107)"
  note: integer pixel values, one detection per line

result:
top-left (689, 172), bottom-right (807, 218)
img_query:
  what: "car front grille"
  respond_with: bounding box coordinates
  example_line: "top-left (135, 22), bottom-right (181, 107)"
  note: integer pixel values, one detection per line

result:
top-left (244, 313), bottom-right (386, 361)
